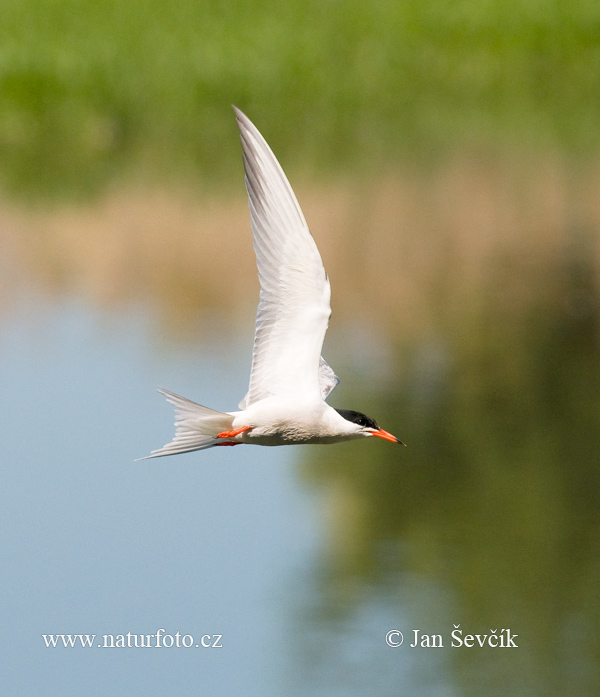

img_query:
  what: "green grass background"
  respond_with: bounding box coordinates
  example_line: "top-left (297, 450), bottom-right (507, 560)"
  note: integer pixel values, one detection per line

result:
top-left (1, 0), bottom-right (600, 197)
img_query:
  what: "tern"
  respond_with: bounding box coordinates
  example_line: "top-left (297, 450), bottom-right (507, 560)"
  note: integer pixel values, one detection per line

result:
top-left (143, 106), bottom-right (404, 458)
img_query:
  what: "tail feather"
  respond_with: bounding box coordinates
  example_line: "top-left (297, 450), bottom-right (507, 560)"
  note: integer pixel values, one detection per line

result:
top-left (137, 388), bottom-right (235, 460)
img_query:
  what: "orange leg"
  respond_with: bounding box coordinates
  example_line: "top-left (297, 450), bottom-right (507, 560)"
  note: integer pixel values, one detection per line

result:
top-left (217, 426), bottom-right (251, 439)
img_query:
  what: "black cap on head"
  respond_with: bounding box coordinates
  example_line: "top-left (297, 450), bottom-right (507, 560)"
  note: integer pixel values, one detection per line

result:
top-left (335, 409), bottom-right (380, 430)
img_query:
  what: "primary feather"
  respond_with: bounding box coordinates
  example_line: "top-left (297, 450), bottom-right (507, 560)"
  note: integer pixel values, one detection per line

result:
top-left (233, 106), bottom-right (338, 408)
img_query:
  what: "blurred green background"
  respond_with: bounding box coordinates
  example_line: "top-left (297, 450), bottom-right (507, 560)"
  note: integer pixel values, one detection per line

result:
top-left (1, 1), bottom-right (599, 696)
top-left (2, 0), bottom-right (600, 197)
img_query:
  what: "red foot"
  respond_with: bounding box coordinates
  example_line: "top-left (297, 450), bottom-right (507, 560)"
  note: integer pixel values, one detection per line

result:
top-left (216, 441), bottom-right (241, 447)
top-left (217, 426), bottom-right (251, 439)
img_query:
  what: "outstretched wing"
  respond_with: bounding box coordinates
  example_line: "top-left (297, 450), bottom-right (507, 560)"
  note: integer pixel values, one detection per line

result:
top-left (318, 356), bottom-right (339, 400)
top-left (234, 106), bottom-right (335, 408)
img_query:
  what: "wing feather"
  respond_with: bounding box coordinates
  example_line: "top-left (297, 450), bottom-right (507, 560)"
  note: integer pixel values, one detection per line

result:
top-left (233, 106), bottom-right (338, 408)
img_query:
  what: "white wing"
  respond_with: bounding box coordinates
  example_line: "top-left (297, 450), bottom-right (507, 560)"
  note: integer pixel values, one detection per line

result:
top-left (318, 356), bottom-right (340, 400)
top-left (234, 106), bottom-right (339, 408)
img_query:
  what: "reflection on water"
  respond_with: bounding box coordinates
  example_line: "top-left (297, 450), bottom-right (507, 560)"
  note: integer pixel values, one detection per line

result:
top-left (300, 212), bottom-right (600, 693)
top-left (1, 155), bottom-right (599, 696)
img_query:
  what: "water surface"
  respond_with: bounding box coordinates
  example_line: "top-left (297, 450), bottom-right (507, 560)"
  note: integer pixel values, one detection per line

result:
top-left (1, 159), bottom-right (599, 696)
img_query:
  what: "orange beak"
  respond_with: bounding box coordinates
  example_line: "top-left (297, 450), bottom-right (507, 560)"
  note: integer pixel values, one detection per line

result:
top-left (370, 428), bottom-right (406, 445)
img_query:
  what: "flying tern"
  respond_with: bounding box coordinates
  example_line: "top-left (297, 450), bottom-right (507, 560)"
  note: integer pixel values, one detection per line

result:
top-left (143, 106), bottom-right (404, 458)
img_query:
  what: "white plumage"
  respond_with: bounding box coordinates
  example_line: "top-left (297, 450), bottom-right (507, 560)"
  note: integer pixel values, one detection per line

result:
top-left (235, 106), bottom-right (335, 409)
top-left (141, 106), bottom-right (402, 458)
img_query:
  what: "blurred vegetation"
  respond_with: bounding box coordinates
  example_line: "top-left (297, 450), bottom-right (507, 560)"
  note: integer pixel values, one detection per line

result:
top-left (3, 2), bottom-right (599, 692)
top-left (301, 231), bottom-right (600, 694)
top-left (1, 0), bottom-right (600, 198)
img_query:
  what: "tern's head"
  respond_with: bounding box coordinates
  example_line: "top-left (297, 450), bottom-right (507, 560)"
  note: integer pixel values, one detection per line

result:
top-left (335, 409), bottom-right (405, 444)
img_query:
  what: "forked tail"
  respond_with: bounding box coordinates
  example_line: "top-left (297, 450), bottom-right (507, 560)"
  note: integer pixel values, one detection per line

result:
top-left (138, 388), bottom-right (235, 459)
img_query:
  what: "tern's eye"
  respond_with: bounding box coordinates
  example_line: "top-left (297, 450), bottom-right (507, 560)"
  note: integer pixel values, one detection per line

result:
top-left (335, 409), bottom-right (379, 430)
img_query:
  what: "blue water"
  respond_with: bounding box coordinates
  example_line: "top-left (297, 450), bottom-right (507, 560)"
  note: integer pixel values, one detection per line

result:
top-left (0, 293), bottom-right (489, 697)
top-left (0, 294), bottom-right (322, 696)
